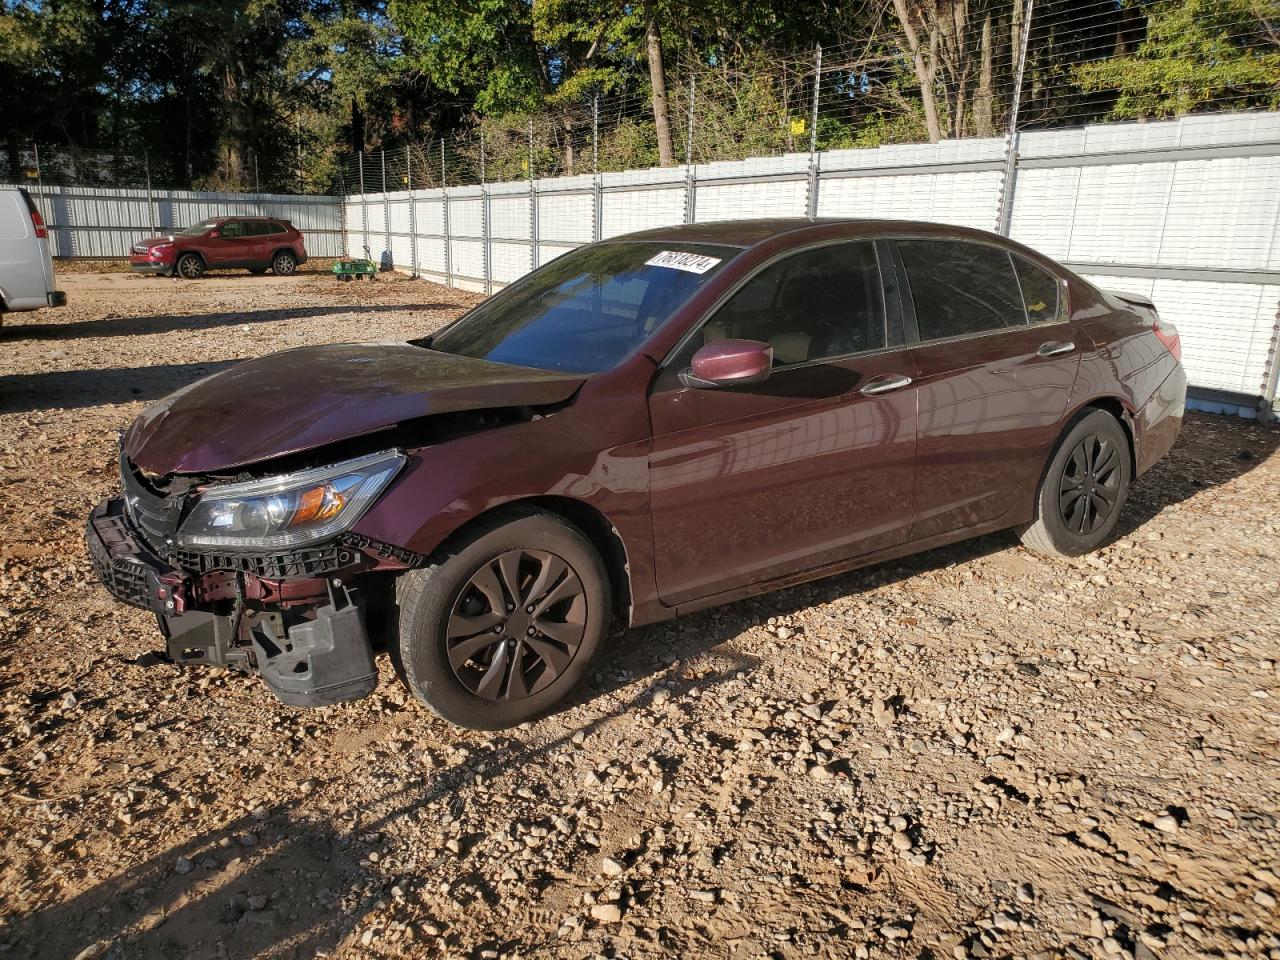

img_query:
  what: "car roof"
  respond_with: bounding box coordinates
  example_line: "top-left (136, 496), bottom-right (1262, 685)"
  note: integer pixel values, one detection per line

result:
top-left (207, 215), bottom-right (281, 222)
top-left (612, 217), bottom-right (1013, 250)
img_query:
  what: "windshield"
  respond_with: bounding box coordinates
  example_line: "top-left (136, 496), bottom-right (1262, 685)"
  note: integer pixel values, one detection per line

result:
top-left (179, 220), bottom-right (219, 237)
top-left (428, 241), bottom-right (736, 373)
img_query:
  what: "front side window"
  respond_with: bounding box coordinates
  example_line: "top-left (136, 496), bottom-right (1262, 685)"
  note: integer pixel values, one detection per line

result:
top-left (428, 241), bottom-right (736, 374)
top-left (1013, 255), bottom-right (1061, 323)
top-left (898, 240), bottom-right (1026, 341)
top-left (697, 241), bottom-right (886, 367)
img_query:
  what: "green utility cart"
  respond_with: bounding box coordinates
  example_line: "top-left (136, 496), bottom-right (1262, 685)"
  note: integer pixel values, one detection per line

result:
top-left (332, 258), bottom-right (377, 282)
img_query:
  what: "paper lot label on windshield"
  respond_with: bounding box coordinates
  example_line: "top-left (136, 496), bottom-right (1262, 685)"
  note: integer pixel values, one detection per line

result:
top-left (645, 250), bottom-right (722, 274)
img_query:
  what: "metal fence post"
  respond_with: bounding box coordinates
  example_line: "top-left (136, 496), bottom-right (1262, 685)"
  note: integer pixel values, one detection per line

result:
top-left (381, 148), bottom-right (390, 268)
top-left (338, 166), bottom-right (349, 258)
top-left (997, 0), bottom-right (1034, 236)
top-left (442, 141), bottom-right (453, 288)
top-left (684, 78), bottom-right (696, 224)
top-left (529, 119), bottom-right (539, 271)
top-left (806, 45), bottom-right (822, 218)
top-left (481, 132), bottom-right (492, 295)
top-left (407, 145), bottom-right (418, 278)
top-left (358, 152), bottom-right (368, 259)
top-left (592, 94), bottom-right (603, 244)
top-left (144, 150), bottom-right (157, 234)
top-left (592, 95), bottom-right (600, 174)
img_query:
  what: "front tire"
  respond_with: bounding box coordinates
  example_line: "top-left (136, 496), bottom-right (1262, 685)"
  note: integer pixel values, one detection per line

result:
top-left (395, 510), bottom-right (610, 729)
top-left (1019, 409), bottom-right (1132, 557)
top-left (176, 253), bottom-right (205, 280)
top-left (272, 251), bottom-right (297, 276)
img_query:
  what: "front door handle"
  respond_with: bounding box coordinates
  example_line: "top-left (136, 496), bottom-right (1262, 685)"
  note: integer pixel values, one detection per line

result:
top-left (1037, 340), bottom-right (1076, 358)
top-left (860, 373), bottom-right (913, 396)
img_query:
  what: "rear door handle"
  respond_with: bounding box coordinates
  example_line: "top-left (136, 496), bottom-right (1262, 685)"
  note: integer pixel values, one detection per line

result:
top-left (859, 373), bottom-right (913, 396)
top-left (1037, 340), bottom-right (1076, 358)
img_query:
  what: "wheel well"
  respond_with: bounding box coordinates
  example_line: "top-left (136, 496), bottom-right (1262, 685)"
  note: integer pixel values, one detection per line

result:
top-left (425, 497), bottom-right (633, 629)
top-left (272, 248), bottom-right (296, 261)
top-left (177, 251), bottom-right (205, 265)
top-left (1080, 397), bottom-right (1137, 477)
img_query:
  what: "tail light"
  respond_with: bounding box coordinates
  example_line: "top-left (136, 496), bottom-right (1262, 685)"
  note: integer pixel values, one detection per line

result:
top-left (30, 206), bottom-right (48, 239)
top-left (1153, 318), bottom-right (1181, 361)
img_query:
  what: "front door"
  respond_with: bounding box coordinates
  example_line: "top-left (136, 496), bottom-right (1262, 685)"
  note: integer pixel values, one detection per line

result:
top-left (206, 219), bottom-right (251, 266)
top-left (647, 240), bottom-right (918, 606)
top-left (892, 238), bottom-right (1081, 540)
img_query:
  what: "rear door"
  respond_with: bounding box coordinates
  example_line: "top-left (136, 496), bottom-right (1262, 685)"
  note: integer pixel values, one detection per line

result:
top-left (246, 220), bottom-right (279, 265)
top-left (647, 240), bottom-right (918, 605)
top-left (0, 189), bottom-right (47, 309)
top-left (893, 238), bottom-right (1080, 540)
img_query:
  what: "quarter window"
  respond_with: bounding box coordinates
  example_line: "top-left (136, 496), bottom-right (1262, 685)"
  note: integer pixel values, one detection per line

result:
top-left (700, 242), bottom-right (886, 366)
top-left (898, 240), bottom-right (1026, 341)
top-left (1013, 256), bottom-right (1061, 323)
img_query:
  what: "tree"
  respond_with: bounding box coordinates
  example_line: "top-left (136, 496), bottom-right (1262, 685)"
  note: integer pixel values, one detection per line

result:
top-left (1075, 0), bottom-right (1280, 119)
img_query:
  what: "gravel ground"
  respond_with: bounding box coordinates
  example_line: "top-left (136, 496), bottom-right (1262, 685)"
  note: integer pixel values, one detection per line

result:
top-left (0, 270), bottom-right (1278, 960)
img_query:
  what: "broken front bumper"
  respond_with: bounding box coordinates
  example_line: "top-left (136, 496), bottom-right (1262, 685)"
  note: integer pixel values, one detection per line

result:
top-left (87, 497), bottom-right (378, 707)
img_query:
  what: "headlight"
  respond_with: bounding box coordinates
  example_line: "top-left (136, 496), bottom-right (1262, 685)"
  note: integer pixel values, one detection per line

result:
top-left (176, 450), bottom-right (406, 551)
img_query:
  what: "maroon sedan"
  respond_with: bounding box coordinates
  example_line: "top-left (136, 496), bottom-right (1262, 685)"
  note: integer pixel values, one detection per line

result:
top-left (129, 216), bottom-right (307, 279)
top-left (89, 219), bottom-right (1185, 728)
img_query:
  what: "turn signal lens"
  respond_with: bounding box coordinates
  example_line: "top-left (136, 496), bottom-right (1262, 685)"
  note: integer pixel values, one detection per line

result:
top-left (290, 484), bottom-right (347, 526)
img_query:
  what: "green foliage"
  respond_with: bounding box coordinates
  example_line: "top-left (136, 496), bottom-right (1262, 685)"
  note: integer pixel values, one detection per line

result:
top-left (2, 0), bottom-right (1277, 191)
top-left (388, 0), bottom-right (544, 115)
top-left (1075, 0), bottom-right (1280, 118)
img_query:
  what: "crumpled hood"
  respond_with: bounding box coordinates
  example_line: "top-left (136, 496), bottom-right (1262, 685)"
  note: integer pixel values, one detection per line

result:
top-left (123, 342), bottom-right (586, 475)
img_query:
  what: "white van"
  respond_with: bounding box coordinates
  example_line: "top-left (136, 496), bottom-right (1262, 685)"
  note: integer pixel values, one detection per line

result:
top-left (0, 186), bottom-right (66, 322)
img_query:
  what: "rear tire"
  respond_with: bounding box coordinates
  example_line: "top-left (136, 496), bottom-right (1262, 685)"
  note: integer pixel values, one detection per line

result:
top-left (1019, 409), bottom-right (1132, 557)
top-left (176, 253), bottom-right (205, 280)
top-left (395, 509), bottom-right (610, 729)
top-left (272, 251), bottom-right (297, 276)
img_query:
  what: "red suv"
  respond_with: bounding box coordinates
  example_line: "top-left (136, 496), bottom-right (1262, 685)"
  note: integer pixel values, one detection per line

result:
top-left (129, 216), bottom-right (308, 279)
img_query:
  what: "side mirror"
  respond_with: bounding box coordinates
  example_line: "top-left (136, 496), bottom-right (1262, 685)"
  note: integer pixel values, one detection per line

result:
top-left (208, 228), bottom-right (220, 238)
top-left (683, 339), bottom-right (773, 388)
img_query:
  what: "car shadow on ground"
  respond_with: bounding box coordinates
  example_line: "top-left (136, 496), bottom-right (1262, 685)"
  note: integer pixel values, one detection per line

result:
top-left (2, 417), bottom-right (1276, 957)
top-left (0, 362), bottom-right (243, 413)
top-left (0, 303), bottom-right (453, 342)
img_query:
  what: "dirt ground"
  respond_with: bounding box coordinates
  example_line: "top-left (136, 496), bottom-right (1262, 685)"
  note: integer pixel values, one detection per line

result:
top-left (0, 269), bottom-right (1277, 960)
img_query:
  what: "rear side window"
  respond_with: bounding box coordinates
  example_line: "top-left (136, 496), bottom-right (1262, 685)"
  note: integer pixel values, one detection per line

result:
top-left (704, 241), bottom-right (886, 366)
top-left (1013, 256), bottom-right (1061, 323)
top-left (220, 220), bottom-right (246, 238)
top-left (898, 240), bottom-right (1026, 341)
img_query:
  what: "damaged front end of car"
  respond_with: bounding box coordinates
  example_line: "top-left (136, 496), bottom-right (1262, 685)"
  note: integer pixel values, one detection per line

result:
top-left (87, 445), bottom-right (419, 707)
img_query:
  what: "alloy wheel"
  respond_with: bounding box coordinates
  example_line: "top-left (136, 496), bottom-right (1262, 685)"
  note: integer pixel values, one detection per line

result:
top-left (1058, 433), bottom-right (1122, 535)
top-left (274, 253), bottom-right (296, 275)
top-left (178, 256), bottom-right (203, 279)
top-left (446, 549), bottom-right (588, 702)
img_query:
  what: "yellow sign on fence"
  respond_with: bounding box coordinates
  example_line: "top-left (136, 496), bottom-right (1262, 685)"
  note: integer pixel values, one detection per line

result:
top-left (789, 117), bottom-right (806, 135)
